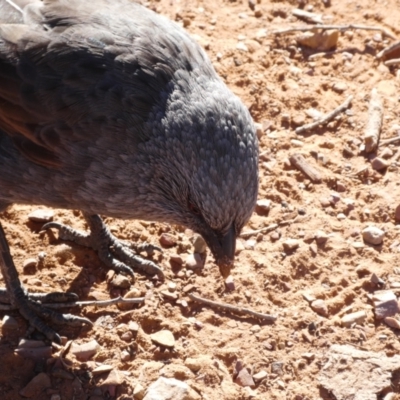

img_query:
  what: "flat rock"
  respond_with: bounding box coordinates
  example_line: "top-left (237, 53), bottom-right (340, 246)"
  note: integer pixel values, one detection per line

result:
top-left (143, 377), bottom-right (200, 400)
top-left (28, 209), bottom-right (54, 222)
top-left (253, 370), bottom-right (268, 382)
top-left (319, 344), bottom-right (400, 400)
top-left (341, 311), bottom-right (367, 327)
top-left (70, 340), bottom-right (101, 361)
top-left (19, 373), bottom-right (51, 398)
top-left (101, 369), bottom-right (124, 386)
top-left (150, 330), bottom-right (175, 348)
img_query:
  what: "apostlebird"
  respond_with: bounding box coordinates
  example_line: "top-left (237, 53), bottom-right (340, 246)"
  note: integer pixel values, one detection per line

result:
top-left (0, 0), bottom-right (259, 341)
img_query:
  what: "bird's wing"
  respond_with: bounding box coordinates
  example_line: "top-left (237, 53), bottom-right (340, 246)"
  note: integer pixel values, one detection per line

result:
top-left (0, 0), bottom-right (213, 168)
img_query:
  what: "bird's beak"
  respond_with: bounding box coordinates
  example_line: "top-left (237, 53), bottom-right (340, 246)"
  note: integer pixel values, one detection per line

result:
top-left (203, 224), bottom-right (236, 278)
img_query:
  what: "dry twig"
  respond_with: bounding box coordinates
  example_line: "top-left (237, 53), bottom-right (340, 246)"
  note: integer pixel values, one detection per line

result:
top-left (240, 215), bottom-right (306, 238)
top-left (377, 41), bottom-right (400, 59)
top-left (295, 95), bottom-right (353, 135)
top-left (289, 153), bottom-right (323, 183)
top-left (364, 88), bottom-right (383, 153)
top-left (292, 8), bottom-right (323, 24)
top-left (273, 24), bottom-right (395, 39)
top-left (188, 293), bottom-right (277, 322)
top-left (0, 295), bottom-right (144, 310)
top-left (379, 136), bottom-right (400, 146)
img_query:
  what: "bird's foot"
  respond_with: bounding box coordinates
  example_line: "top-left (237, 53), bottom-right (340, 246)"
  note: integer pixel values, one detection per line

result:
top-left (0, 287), bottom-right (92, 343)
top-left (42, 214), bottom-right (164, 279)
top-left (0, 222), bottom-right (92, 342)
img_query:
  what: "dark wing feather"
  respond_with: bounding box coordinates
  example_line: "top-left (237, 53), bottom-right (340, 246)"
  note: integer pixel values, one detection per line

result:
top-left (0, 0), bottom-right (214, 168)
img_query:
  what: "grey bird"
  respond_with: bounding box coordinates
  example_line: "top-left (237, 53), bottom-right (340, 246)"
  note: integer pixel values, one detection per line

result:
top-left (0, 0), bottom-right (259, 342)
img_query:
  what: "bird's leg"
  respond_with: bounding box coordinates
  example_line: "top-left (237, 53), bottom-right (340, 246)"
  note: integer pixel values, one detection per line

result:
top-left (0, 222), bottom-right (92, 343)
top-left (42, 213), bottom-right (164, 279)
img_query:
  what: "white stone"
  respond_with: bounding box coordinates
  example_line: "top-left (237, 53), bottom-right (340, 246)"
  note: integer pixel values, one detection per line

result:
top-left (362, 226), bottom-right (385, 245)
top-left (143, 377), bottom-right (199, 400)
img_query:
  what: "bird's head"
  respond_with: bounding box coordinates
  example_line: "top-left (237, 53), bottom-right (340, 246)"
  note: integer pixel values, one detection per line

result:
top-left (144, 76), bottom-right (259, 278)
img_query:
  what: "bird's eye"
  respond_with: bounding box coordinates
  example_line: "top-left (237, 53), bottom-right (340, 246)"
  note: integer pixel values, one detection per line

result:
top-left (188, 201), bottom-right (201, 216)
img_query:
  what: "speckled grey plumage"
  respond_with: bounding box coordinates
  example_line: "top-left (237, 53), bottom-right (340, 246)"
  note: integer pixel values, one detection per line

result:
top-left (0, 0), bottom-right (258, 268)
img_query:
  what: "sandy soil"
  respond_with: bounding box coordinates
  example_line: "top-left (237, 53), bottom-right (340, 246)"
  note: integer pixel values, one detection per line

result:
top-left (1, 0), bottom-right (400, 399)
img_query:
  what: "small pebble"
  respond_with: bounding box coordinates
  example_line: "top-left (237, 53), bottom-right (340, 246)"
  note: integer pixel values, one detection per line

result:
top-left (168, 282), bottom-right (177, 291)
top-left (161, 290), bottom-right (178, 301)
top-left (118, 288), bottom-right (142, 311)
top-left (28, 209), bottom-right (54, 222)
top-left (315, 231), bottom-right (328, 245)
top-left (101, 369), bottom-right (123, 386)
top-left (159, 233), bottom-right (177, 247)
top-left (110, 274), bottom-right (131, 289)
top-left (319, 197), bottom-right (331, 208)
top-left (134, 383), bottom-right (145, 400)
top-left (290, 139), bottom-right (304, 147)
top-left (169, 254), bottom-right (184, 265)
top-left (235, 239), bottom-right (245, 254)
top-left (271, 361), bottom-right (284, 375)
top-left (395, 204), bottom-right (400, 223)
top-left (371, 157), bottom-right (389, 171)
top-left (23, 258), bottom-right (37, 274)
top-left (381, 147), bottom-right (394, 159)
top-left (2, 315), bottom-right (18, 331)
top-left (301, 353), bottom-right (315, 360)
top-left (282, 239), bottom-right (299, 252)
top-left (270, 231), bottom-right (280, 241)
top-left (150, 330), bottom-right (175, 348)
top-left (234, 368), bottom-right (255, 387)
top-left (332, 82), bottom-right (348, 93)
top-left (311, 299), bottom-right (328, 317)
top-left (121, 350), bottom-right (131, 361)
top-left (185, 253), bottom-right (204, 269)
top-left (192, 234), bottom-right (207, 253)
top-left (120, 331), bottom-right (133, 342)
top-left (225, 275), bottom-right (235, 291)
top-left (371, 273), bottom-right (384, 285)
top-left (337, 213), bottom-right (346, 220)
top-left (384, 317), bottom-right (400, 329)
top-left (128, 321), bottom-right (139, 332)
top-left (254, 122), bottom-right (263, 139)
top-left (255, 199), bottom-right (271, 215)
top-left (336, 181), bottom-right (347, 192)
top-left (92, 364), bottom-right (113, 375)
top-left (245, 239), bottom-right (256, 250)
top-left (309, 243), bottom-right (318, 255)
top-left (362, 226), bottom-right (385, 245)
